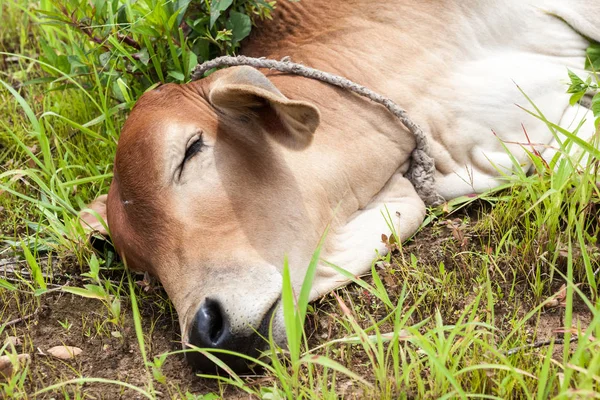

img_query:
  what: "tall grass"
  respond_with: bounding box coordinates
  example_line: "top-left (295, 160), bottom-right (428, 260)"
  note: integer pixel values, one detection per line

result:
top-left (1, 0), bottom-right (600, 398)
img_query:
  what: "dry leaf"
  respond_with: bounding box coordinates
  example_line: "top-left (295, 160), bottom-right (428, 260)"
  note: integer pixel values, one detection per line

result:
top-left (46, 345), bottom-right (83, 360)
top-left (0, 354), bottom-right (30, 379)
top-left (135, 271), bottom-right (153, 292)
top-left (553, 327), bottom-right (595, 341)
top-left (544, 284), bottom-right (580, 309)
top-left (381, 233), bottom-right (399, 252)
top-left (555, 284), bottom-right (567, 302)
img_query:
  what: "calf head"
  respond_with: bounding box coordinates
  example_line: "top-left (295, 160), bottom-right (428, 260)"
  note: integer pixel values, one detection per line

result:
top-left (85, 66), bottom-right (323, 372)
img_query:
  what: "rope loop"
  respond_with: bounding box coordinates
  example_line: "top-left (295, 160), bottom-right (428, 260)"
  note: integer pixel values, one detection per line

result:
top-left (192, 55), bottom-right (444, 206)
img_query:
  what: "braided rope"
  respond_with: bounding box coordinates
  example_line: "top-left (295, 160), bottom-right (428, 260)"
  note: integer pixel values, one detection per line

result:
top-left (192, 55), bottom-right (443, 206)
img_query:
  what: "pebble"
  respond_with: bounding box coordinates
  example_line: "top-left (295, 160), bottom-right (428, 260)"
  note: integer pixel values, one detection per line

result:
top-left (46, 346), bottom-right (83, 360)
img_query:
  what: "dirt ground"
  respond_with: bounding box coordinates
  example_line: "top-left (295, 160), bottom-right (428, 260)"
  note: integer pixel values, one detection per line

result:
top-left (0, 205), bottom-right (593, 399)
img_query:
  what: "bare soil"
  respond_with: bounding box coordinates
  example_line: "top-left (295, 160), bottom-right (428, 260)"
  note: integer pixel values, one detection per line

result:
top-left (0, 205), bottom-right (593, 398)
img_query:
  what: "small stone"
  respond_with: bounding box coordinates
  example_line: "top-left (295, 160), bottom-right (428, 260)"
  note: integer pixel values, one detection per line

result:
top-left (46, 346), bottom-right (83, 360)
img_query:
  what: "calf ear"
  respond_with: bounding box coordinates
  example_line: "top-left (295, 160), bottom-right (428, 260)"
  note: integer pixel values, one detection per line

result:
top-left (79, 194), bottom-right (109, 236)
top-left (209, 66), bottom-right (320, 150)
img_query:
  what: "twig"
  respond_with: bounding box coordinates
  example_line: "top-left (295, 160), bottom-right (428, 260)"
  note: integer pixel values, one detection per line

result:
top-left (0, 263), bottom-right (53, 280)
top-left (2, 308), bottom-right (40, 328)
top-left (506, 337), bottom-right (578, 356)
top-left (116, 33), bottom-right (141, 50)
top-left (0, 258), bottom-right (49, 269)
top-left (77, 24), bottom-right (141, 50)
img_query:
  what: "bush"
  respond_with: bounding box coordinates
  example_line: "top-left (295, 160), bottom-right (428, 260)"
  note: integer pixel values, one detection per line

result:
top-left (36, 0), bottom-right (277, 101)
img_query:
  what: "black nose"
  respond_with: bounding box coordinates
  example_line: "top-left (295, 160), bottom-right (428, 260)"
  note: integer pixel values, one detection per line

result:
top-left (185, 298), bottom-right (265, 373)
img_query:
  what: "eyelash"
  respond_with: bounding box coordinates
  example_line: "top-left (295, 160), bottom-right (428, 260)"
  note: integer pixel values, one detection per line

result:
top-left (178, 133), bottom-right (204, 181)
top-left (183, 134), bottom-right (204, 164)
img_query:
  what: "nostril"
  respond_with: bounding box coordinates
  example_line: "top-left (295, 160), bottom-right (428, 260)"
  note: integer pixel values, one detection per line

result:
top-left (205, 301), bottom-right (224, 343)
top-left (190, 298), bottom-right (228, 347)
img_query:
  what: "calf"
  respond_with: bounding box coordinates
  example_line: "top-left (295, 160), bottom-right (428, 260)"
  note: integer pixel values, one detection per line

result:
top-left (82, 0), bottom-right (599, 371)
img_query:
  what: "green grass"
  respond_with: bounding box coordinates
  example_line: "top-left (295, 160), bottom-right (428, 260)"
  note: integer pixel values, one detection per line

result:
top-left (1, 0), bottom-right (600, 398)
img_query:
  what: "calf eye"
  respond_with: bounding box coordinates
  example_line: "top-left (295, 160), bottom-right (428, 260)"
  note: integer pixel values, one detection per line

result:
top-left (177, 133), bottom-right (205, 181)
top-left (183, 134), bottom-right (204, 165)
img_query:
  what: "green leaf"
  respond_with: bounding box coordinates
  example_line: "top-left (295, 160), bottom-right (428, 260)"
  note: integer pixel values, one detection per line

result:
top-left (569, 91), bottom-right (585, 106)
top-left (592, 93), bottom-right (600, 129)
top-left (129, 25), bottom-right (161, 37)
top-left (167, 8), bottom-right (182, 31)
top-left (192, 38), bottom-right (210, 62)
top-left (567, 69), bottom-right (585, 94)
top-left (20, 77), bottom-right (56, 86)
top-left (67, 55), bottom-right (87, 69)
top-left (186, 50), bottom-right (198, 78)
top-left (55, 55), bottom-right (71, 74)
top-left (592, 92), bottom-right (600, 117)
top-left (0, 278), bottom-right (17, 291)
top-left (300, 354), bottom-right (372, 387)
top-left (585, 43), bottom-right (600, 71)
top-left (0, 79), bottom-right (41, 134)
top-left (36, 9), bottom-right (71, 23)
top-left (111, 81), bottom-right (126, 102)
top-left (89, 254), bottom-right (100, 278)
top-left (297, 228), bottom-right (328, 327)
top-left (370, 262), bottom-right (393, 308)
top-left (176, 0), bottom-right (193, 26)
top-left (39, 39), bottom-right (57, 65)
top-left (20, 242), bottom-right (46, 291)
top-left (62, 286), bottom-right (104, 300)
top-left (116, 78), bottom-right (133, 103)
top-left (116, 4), bottom-right (129, 25)
top-left (99, 51), bottom-right (112, 67)
top-left (168, 70), bottom-right (185, 81)
top-left (228, 11), bottom-right (251, 44)
top-left (281, 257), bottom-right (299, 362)
top-left (209, 0), bottom-right (233, 28)
top-left (214, 29), bottom-right (232, 42)
top-left (111, 297), bottom-right (121, 318)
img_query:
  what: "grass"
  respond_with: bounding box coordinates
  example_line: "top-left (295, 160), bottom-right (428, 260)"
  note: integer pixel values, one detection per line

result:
top-left (1, 0), bottom-right (600, 398)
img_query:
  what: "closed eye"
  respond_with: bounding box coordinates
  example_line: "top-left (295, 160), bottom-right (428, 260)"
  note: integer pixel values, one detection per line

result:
top-left (183, 134), bottom-right (204, 164)
top-left (178, 133), bottom-right (205, 180)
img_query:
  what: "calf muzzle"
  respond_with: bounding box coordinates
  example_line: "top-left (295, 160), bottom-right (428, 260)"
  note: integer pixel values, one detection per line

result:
top-left (185, 297), bottom-right (276, 373)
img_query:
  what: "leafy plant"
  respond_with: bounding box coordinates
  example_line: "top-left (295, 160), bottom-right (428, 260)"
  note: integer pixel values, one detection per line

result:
top-left (585, 42), bottom-right (600, 71)
top-left (566, 69), bottom-right (600, 128)
top-left (35, 0), bottom-right (276, 101)
top-left (57, 318), bottom-right (73, 331)
top-left (62, 254), bottom-right (123, 326)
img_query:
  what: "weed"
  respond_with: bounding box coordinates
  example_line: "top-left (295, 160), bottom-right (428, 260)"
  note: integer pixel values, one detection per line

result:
top-left (36, 0), bottom-right (276, 99)
top-left (1, 0), bottom-right (600, 398)
top-left (57, 318), bottom-right (72, 332)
